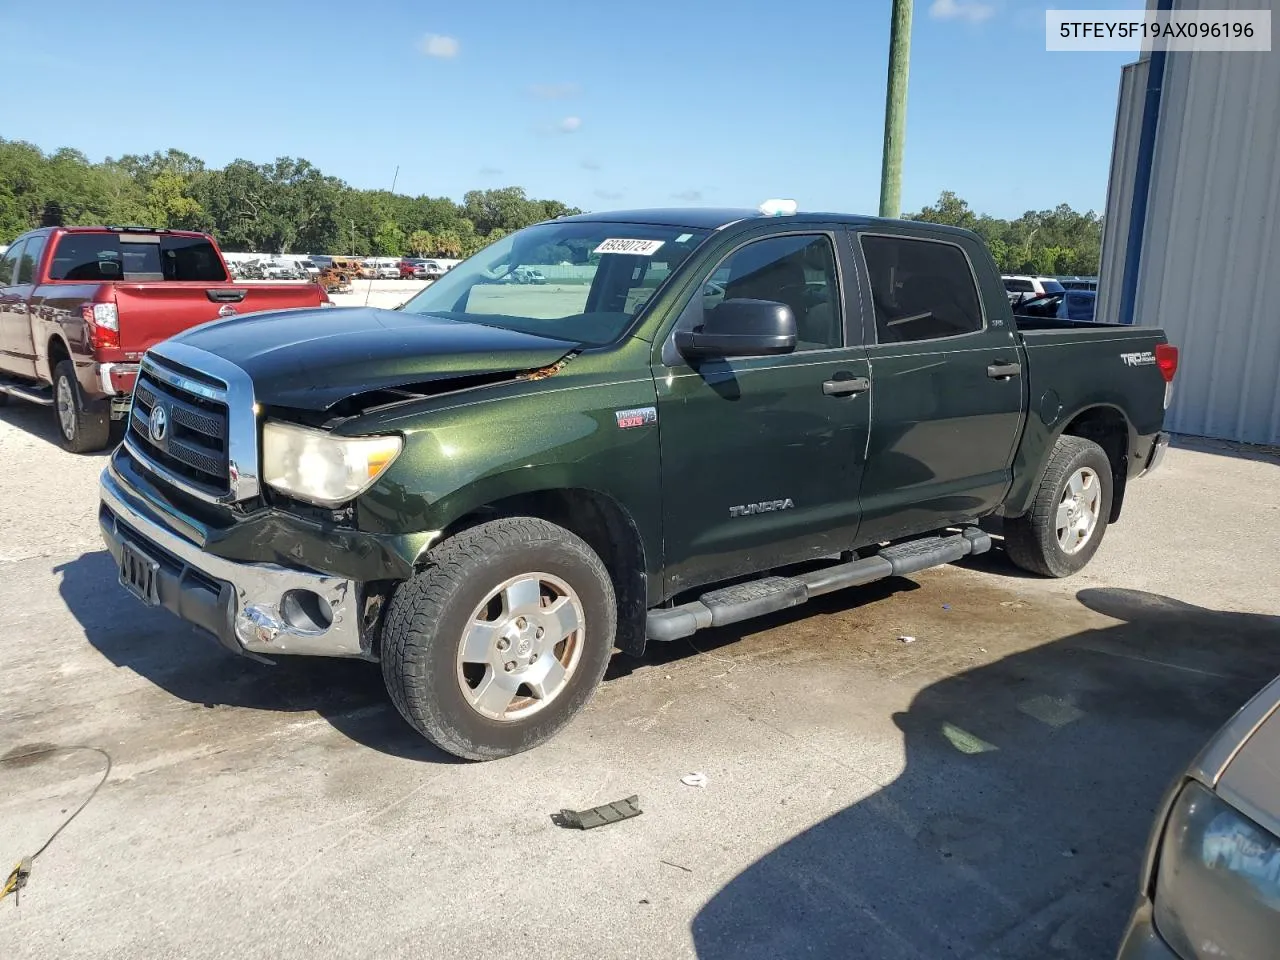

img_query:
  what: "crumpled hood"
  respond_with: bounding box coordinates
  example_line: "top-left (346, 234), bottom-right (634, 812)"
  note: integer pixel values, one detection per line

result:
top-left (168, 306), bottom-right (577, 410)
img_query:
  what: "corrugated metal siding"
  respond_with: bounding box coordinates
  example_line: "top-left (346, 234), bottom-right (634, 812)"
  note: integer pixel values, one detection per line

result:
top-left (1097, 59), bottom-right (1148, 326)
top-left (1130, 0), bottom-right (1280, 444)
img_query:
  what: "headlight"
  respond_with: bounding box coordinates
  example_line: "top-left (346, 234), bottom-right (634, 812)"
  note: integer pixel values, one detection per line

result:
top-left (1153, 780), bottom-right (1280, 959)
top-left (262, 421), bottom-right (402, 507)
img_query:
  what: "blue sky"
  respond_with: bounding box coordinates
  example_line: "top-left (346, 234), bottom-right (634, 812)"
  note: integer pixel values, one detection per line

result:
top-left (0, 0), bottom-right (1142, 218)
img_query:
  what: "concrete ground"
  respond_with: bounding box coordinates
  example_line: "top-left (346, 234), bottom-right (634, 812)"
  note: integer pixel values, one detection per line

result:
top-left (1, 402), bottom-right (1278, 959)
top-left (328, 278), bottom-right (428, 311)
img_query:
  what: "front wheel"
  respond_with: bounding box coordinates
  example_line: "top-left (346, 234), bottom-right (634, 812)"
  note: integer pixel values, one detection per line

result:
top-left (380, 517), bottom-right (617, 760)
top-left (1004, 435), bottom-right (1113, 578)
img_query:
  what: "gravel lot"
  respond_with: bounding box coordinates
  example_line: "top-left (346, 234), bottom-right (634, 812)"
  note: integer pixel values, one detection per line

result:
top-left (2, 391), bottom-right (1278, 958)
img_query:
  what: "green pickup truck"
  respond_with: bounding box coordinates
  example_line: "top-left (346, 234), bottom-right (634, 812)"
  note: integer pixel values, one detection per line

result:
top-left (98, 207), bottom-right (1178, 759)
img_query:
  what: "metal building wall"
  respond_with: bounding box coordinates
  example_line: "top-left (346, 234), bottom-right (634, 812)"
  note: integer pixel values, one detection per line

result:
top-left (1126, 0), bottom-right (1280, 444)
top-left (1097, 59), bottom-right (1148, 326)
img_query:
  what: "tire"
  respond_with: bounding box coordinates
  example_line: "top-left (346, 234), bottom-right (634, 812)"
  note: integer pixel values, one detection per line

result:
top-left (1004, 435), bottom-right (1113, 578)
top-left (381, 517), bottom-right (617, 760)
top-left (53, 360), bottom-right (111, 453)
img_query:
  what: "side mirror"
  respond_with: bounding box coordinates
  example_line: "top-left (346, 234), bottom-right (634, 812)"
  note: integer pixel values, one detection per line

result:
top-left (675, 298), bottom-right (797, 360)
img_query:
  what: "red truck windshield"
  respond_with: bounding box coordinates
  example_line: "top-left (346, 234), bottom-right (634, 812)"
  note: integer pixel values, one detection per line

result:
top-left (47, 233), bottom-right (226, 282)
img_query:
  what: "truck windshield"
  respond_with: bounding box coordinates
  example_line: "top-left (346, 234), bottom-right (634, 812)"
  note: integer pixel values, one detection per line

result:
top-left (48, 233), bottom-right (226, 282)
top-left (399, 221), bottom-right (710, 345)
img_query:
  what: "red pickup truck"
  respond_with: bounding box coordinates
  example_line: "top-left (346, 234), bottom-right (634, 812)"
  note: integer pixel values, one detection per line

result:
top-left (0, 226), bottom-right (331, 451)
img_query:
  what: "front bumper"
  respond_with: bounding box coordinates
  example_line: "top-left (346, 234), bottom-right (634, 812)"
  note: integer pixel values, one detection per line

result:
top-left (99, 467), bottom-right (369, 659)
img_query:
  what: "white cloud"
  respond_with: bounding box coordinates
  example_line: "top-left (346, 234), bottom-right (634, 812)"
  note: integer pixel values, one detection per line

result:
top-left (929, 0), bottom-right (994, 23)
top-left (531, 83), bottom-right (580, 100)
top-left (419, 34), bottom-right (459, 58)
top-left (558, 116), bottom-right (582, 133)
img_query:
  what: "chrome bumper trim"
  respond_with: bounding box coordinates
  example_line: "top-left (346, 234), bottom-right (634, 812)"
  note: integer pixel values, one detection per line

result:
top-left (1140, 432), bottom-right (1170, 478)
top-left (99, 466), bottom-right (366, 658)
top-left (99, 362), bottom-right (139, 396)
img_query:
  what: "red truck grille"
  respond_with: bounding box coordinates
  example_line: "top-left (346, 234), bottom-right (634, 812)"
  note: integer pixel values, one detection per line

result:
top-left (129, 370), bottom-right (231, 495)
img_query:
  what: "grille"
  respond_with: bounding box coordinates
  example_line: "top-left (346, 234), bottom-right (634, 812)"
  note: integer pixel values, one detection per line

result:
top-left (129, 366), bottom-right (231, 495)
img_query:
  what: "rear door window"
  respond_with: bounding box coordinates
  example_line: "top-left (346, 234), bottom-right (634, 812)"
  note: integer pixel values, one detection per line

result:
top-left (48, 233), bottom-right (226, 281)
top-left (860, 235), bottom-right (984, 344)
top-left (1003, 278), bottom-right (1034, 293)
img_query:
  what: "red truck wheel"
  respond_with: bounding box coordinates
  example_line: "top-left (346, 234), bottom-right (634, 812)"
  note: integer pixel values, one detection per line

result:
top-left (53, 360), bottom-right (111, 454)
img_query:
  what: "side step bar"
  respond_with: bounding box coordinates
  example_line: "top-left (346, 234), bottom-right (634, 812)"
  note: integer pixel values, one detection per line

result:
top-left (646, 527), bottom-right (991, 643)
top-left (0, 381), bottom-right (53, 406)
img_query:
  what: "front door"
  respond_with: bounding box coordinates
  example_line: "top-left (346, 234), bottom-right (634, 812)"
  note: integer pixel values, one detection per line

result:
top-left (852, 229), bottom-right (1025, 544)
top-left (654, 229), bottom-right (871, 596)
top-left (0, 238), bottom-right (36, 378)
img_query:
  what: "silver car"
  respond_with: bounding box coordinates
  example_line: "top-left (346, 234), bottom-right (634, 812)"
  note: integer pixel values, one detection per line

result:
top-left (1118, 674), bottom-right (1280, 958)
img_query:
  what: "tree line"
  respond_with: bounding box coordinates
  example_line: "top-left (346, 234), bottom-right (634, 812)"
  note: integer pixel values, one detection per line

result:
top-left (1, 140), bottom-right (1102, 273)
top-left (0, 139), bottom-right (580, 258)
top-left (903, 190), bottom-right (1102, 276)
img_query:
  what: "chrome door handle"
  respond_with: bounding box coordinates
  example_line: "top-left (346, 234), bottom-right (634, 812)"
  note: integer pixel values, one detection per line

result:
top-left (986, 361), bottom-right (1021, 380)
top-left (822, 376), bottom-right (870, 397)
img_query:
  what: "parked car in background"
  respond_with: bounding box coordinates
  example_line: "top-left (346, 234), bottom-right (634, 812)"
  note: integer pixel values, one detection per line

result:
top-left (98, 206), bottom-right (1177, 760)
top-left (1116, 673), bottom-right (1280, 959)
top-left (398, 258), bottom-right (445, 280)
top-left (261, 259), bottom-right (300, 280)
top-left (1003, 275), bottom-right (1066, 306)
top-left (506, 266), bottom-right (546, 284)
top-left (297, 259), bottom-right (320, 279)
top-left (358, 259), bottom-right (379, 279)
top-left (375, 261), bottom-right (400, 280)
top-left (1058, 276), bottom-right (1099, 291)
top-left (0, 226), bottom-right (330, 451)
top-left (1013, 289), bottom-right (1098, 323)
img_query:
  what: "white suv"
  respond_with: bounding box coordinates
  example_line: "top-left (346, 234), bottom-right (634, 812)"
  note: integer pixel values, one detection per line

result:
top-left (1002, 275), bottom-right (1065, 306)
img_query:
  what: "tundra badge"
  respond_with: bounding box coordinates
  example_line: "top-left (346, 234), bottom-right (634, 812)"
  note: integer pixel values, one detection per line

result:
top-left (729, 498), bottom-right (795, 518)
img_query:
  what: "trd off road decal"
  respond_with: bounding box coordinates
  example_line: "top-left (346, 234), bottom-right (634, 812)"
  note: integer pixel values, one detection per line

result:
top-left (1120, 351), bottom-right (1156, 367)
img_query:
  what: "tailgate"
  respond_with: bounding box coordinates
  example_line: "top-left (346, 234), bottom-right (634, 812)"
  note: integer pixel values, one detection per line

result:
top-left (111, 282), bottom-right (326, 359)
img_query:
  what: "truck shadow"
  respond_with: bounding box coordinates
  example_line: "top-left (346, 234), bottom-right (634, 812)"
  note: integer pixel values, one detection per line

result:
top-left (689, 588), bottom-right (1280, 959)
top-left (55, 549), bottom-right (465, 764)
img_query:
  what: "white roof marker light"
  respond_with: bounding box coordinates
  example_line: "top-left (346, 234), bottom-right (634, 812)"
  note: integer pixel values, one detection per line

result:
top-left (758, 198), bottom-right (798, 216)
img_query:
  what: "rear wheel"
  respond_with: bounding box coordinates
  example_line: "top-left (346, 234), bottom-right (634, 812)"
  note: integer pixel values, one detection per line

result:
top-left (1004, 435), bottom-right (1112, 577)
top-left (381, 517), bottom-right (617, 760)
top-left (53, 360), bottom-right (111, 453)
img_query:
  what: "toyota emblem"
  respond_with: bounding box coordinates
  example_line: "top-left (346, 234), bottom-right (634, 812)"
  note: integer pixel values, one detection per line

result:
top-left (148, 404), bottom-right (168, 443)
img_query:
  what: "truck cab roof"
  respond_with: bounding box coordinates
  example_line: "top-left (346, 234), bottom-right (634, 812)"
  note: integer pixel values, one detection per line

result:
top-left (552, 207), bottom-right (983, 242)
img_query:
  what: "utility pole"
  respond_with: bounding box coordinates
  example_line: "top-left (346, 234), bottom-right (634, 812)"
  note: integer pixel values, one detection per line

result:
top-left (350, 219), bottom-right (356, 256)
top-left (879, 0), bottom-right (913, 219)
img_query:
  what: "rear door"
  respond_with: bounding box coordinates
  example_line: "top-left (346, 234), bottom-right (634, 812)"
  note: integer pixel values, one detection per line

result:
top-left (654, 226), bottom-right (872, 595)
top-left (852, 229), bottom-right (1025, 544)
